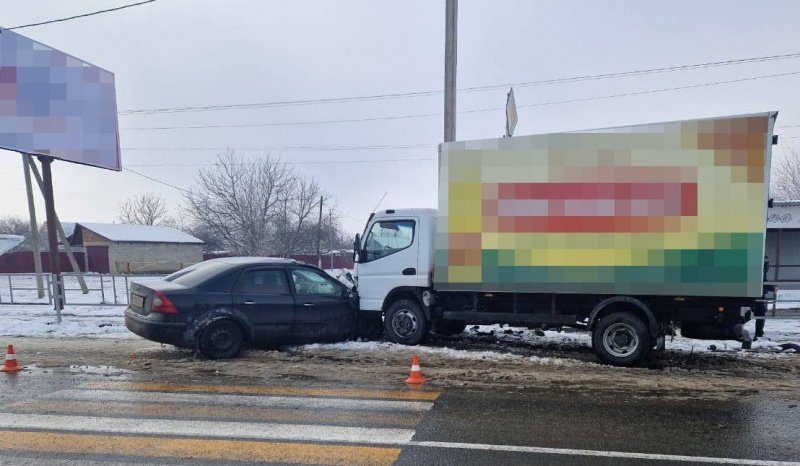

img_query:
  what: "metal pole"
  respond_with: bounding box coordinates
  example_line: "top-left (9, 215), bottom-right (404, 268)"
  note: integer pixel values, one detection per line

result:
top-left (316, 196), bottom-right (324, 268)
top-left (22, 155), bottom-right (45, 297)
top-left (444, 0), bottom-right (458, 143)
top-left (27, 160), bottom-right (88, 293)
top-left (39, 156), bottom-right (64, 318)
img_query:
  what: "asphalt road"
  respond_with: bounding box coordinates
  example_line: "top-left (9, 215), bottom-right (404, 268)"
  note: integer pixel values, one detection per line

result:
top-left (0, 367), bottom-right (798, 465)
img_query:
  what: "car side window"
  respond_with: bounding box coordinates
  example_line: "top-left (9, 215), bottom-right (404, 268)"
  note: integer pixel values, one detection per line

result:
top-left (291, 269), bottom-right (340, 297)
top-left (363, 220), bottom-right (415, 262)
top-left (234, 269), bottom-right (290, 295)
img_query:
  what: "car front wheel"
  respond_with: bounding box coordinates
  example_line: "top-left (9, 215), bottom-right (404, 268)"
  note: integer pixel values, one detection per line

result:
top-left (199, 320), bottom-right (244, 359)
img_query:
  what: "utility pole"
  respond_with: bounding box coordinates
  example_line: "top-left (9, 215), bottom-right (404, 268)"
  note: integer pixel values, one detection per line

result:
top-left (22, 155), bottom-right (45, 298)
top-left (316, 196), bottom-right (324, 268)
top-left (444, 0), bottom-right (458, 142)
top-left (39, 156), bottom-right (64, 318)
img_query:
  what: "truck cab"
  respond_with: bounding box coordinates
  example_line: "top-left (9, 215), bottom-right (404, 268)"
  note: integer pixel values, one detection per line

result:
top-left (354, 208), bottom-right (436, 313)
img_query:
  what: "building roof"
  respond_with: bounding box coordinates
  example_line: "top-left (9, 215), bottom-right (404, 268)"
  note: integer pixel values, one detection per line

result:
top-left (772, 200), bottom-right (800, 207)
top-left (76, 223), bottom-right (204, 244)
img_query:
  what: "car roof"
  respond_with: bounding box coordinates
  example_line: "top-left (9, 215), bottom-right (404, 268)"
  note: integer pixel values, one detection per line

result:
top-left (201, 256), bottom-right (299, 266)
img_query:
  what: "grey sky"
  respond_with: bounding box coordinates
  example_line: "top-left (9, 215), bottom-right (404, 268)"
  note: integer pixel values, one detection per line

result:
top-left (1, 0), bottom-right (799, 234)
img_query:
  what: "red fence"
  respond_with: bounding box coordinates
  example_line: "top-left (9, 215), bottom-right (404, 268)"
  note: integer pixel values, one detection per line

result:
top-left (0, 250), bottom-right (87, 273)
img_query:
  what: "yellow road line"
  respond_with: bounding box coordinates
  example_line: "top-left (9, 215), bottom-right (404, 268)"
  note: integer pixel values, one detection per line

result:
top-left (0, 430), bottom-right (400, 466)
top-left (9, 400), bottom-right (423, 428)
top-left (84, 381), bottom-right (440, 401)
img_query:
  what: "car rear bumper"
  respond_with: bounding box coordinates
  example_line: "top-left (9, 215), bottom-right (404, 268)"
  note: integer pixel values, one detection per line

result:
top-left (124, 308), bottom-right (188, 347)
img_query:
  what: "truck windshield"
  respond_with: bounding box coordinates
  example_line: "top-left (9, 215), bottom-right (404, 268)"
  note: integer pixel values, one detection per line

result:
top-left (363, 220), bottom-right (414, 261)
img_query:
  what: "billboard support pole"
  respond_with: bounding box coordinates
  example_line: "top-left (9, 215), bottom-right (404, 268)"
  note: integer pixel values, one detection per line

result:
top-left (21, 154), bottom-right (45, 298)
top-left (27, 158), bottom-right (89, 294)
top-left (39, 156), bottom-right (64, 318)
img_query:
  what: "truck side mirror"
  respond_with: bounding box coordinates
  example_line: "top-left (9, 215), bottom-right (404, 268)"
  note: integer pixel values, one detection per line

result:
top-left (353, 234), bottom-right (361, 263)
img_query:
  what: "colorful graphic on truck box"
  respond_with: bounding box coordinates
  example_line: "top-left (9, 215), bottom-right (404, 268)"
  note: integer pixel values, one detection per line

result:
top-left (436, 113), bottom-right (776, 297)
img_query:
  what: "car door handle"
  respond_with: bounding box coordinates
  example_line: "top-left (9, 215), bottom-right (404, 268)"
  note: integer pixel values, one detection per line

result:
top-left (303, 303), bottom-right (315, 307)
top-left (402, 268), bottom-right (416, 276)
top-left (242, 300), bottom-right (255, 305)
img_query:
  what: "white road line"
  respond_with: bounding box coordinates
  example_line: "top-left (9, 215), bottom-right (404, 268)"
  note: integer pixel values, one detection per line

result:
top-left (409, 441), bottom-right (800, 466)
top-left (0, 413), bottom-right (415, 445)
top-left (42, 389), bottom-right (434, 412)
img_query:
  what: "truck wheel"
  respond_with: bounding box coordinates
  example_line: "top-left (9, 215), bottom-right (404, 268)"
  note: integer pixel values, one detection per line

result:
top-left (592, 311), bottom-right (650, 366)
top-left (385, 299), bottom-right (429, 345)
top-left (199, 320), bottom-right (244, 359)
top-left (433, 320), bottom-right (467, 336)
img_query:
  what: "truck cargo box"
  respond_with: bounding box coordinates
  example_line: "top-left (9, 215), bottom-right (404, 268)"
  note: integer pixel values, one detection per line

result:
top-left (435, 113), bottom-right (777, 298)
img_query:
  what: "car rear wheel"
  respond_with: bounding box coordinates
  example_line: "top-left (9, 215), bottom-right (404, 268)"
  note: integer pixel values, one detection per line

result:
top-left (591, 311), bottom-right (650, 366)
top-left (384, 299), bottom-right (429, 345)
top-left (199, 320), bottom-right (244, 359)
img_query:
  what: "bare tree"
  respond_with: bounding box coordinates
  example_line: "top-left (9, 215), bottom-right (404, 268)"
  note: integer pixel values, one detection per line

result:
top-left (117, 193), bottom-right (173, 225)
top-left (185, 152), bottom-right (293, 255)
top-left (771, 146), bottom-right (800, 200)
top-left (184, 151), bottom-right (346, 257)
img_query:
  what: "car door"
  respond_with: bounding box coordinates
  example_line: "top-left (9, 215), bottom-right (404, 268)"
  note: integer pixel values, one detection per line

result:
top-left (290, 267), bottom-right (354, 343)
top-left (231, 267), bottom-right (295, 344)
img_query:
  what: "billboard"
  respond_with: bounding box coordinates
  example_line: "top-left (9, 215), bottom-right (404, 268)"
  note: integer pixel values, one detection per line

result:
top-left (436, 113), bottom-right (776, 298)
top-left (0, 28), bottom-right (120, 171)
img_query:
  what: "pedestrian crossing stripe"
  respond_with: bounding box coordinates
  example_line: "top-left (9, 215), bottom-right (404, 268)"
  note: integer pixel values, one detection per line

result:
top-left (44, 389), bottom-right (435, 412)
top-left (8, 400), bottom-right (423, 428)
top-left (0, 431), bottom-right (400, 466)
top-left (83, 381), bottom-right (441, 401)
top-left (0, 413), bottom-right (417, 444)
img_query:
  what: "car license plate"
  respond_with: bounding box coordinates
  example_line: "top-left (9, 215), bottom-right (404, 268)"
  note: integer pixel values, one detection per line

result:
top-left (131, 294), bottom-right (145, 309)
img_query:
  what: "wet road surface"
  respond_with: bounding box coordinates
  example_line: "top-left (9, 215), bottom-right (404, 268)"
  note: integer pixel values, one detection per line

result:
top-left (0, 367), bottom-right (798, 465)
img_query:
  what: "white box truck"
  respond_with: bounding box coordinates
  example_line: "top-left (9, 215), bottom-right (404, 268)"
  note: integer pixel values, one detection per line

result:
top-left (353, 113), bottom-right (778, 366)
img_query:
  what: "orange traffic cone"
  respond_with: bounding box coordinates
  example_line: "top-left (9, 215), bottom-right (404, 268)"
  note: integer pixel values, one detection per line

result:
top-left (1, 345), bottom-right (23, 373)
top-left (405, 354), bottom-right (425, 384)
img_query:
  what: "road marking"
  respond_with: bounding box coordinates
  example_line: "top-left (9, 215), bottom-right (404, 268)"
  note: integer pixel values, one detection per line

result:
top-left (84, 381), bottom-right (440, 401)
top-left (44, 389), bottom-right (434, 412)
top-left (0, 430), bottom-right (400, 466)
top-left (408, 441), bottom-right (800, 466)
top-left (9, 400), bottom-right (423, 428)
top-left (0, 413), bottom-right (416, 444)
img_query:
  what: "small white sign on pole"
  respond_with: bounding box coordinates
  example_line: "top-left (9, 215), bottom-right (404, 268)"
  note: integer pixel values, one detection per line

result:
top-left (505, 87), bottom-right (518, 138)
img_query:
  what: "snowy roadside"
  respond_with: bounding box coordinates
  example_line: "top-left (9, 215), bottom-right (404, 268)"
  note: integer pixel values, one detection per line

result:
top-left (1, 303), bottom-right (798, 360)
top-left (0, 305), bottom-right (132, 339)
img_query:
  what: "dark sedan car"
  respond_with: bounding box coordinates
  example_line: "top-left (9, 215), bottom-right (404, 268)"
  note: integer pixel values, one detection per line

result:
top-left (124, 257), bottom-right (357, 358)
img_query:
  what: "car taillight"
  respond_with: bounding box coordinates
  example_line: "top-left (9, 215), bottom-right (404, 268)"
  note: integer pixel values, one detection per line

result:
top-left (151, 291), bottom-right (178, 314)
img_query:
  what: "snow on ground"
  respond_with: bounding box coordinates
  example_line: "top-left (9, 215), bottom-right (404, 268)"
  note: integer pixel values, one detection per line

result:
top-left (0, 305), bottom-right (133, 339)
top-left (297, 339), bottom-right (587, 366)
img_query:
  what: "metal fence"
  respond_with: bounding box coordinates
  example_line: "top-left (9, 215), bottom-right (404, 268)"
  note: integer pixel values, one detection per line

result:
top-left (0, 273), bottom-right (165, 306)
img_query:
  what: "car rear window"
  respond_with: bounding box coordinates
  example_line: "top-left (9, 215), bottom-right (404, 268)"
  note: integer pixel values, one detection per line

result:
top-left (164, 262), bottom-right (233, 287)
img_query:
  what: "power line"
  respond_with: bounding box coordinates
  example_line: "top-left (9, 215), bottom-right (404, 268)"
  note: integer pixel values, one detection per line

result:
top-left (117, 51), bottom-right (800, 115)
top-left (121, 144), bottom-right (435, 152)
top-left (7, 0), bottom-right (156, 30)
top-left (517, 71), bottom-right (800, 110)
top-left (123, 167), bottom-right (189, 193)
top-left (120, 70), bottom-right (800, 133)
top-left (125, 157), bottom-right (437, 167)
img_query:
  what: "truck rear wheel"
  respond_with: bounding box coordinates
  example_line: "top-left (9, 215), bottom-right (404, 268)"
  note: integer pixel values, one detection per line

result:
top-left (592, 311), bottom-right (650, 366)
top-left (385, 299), bottom-right (429, 345)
